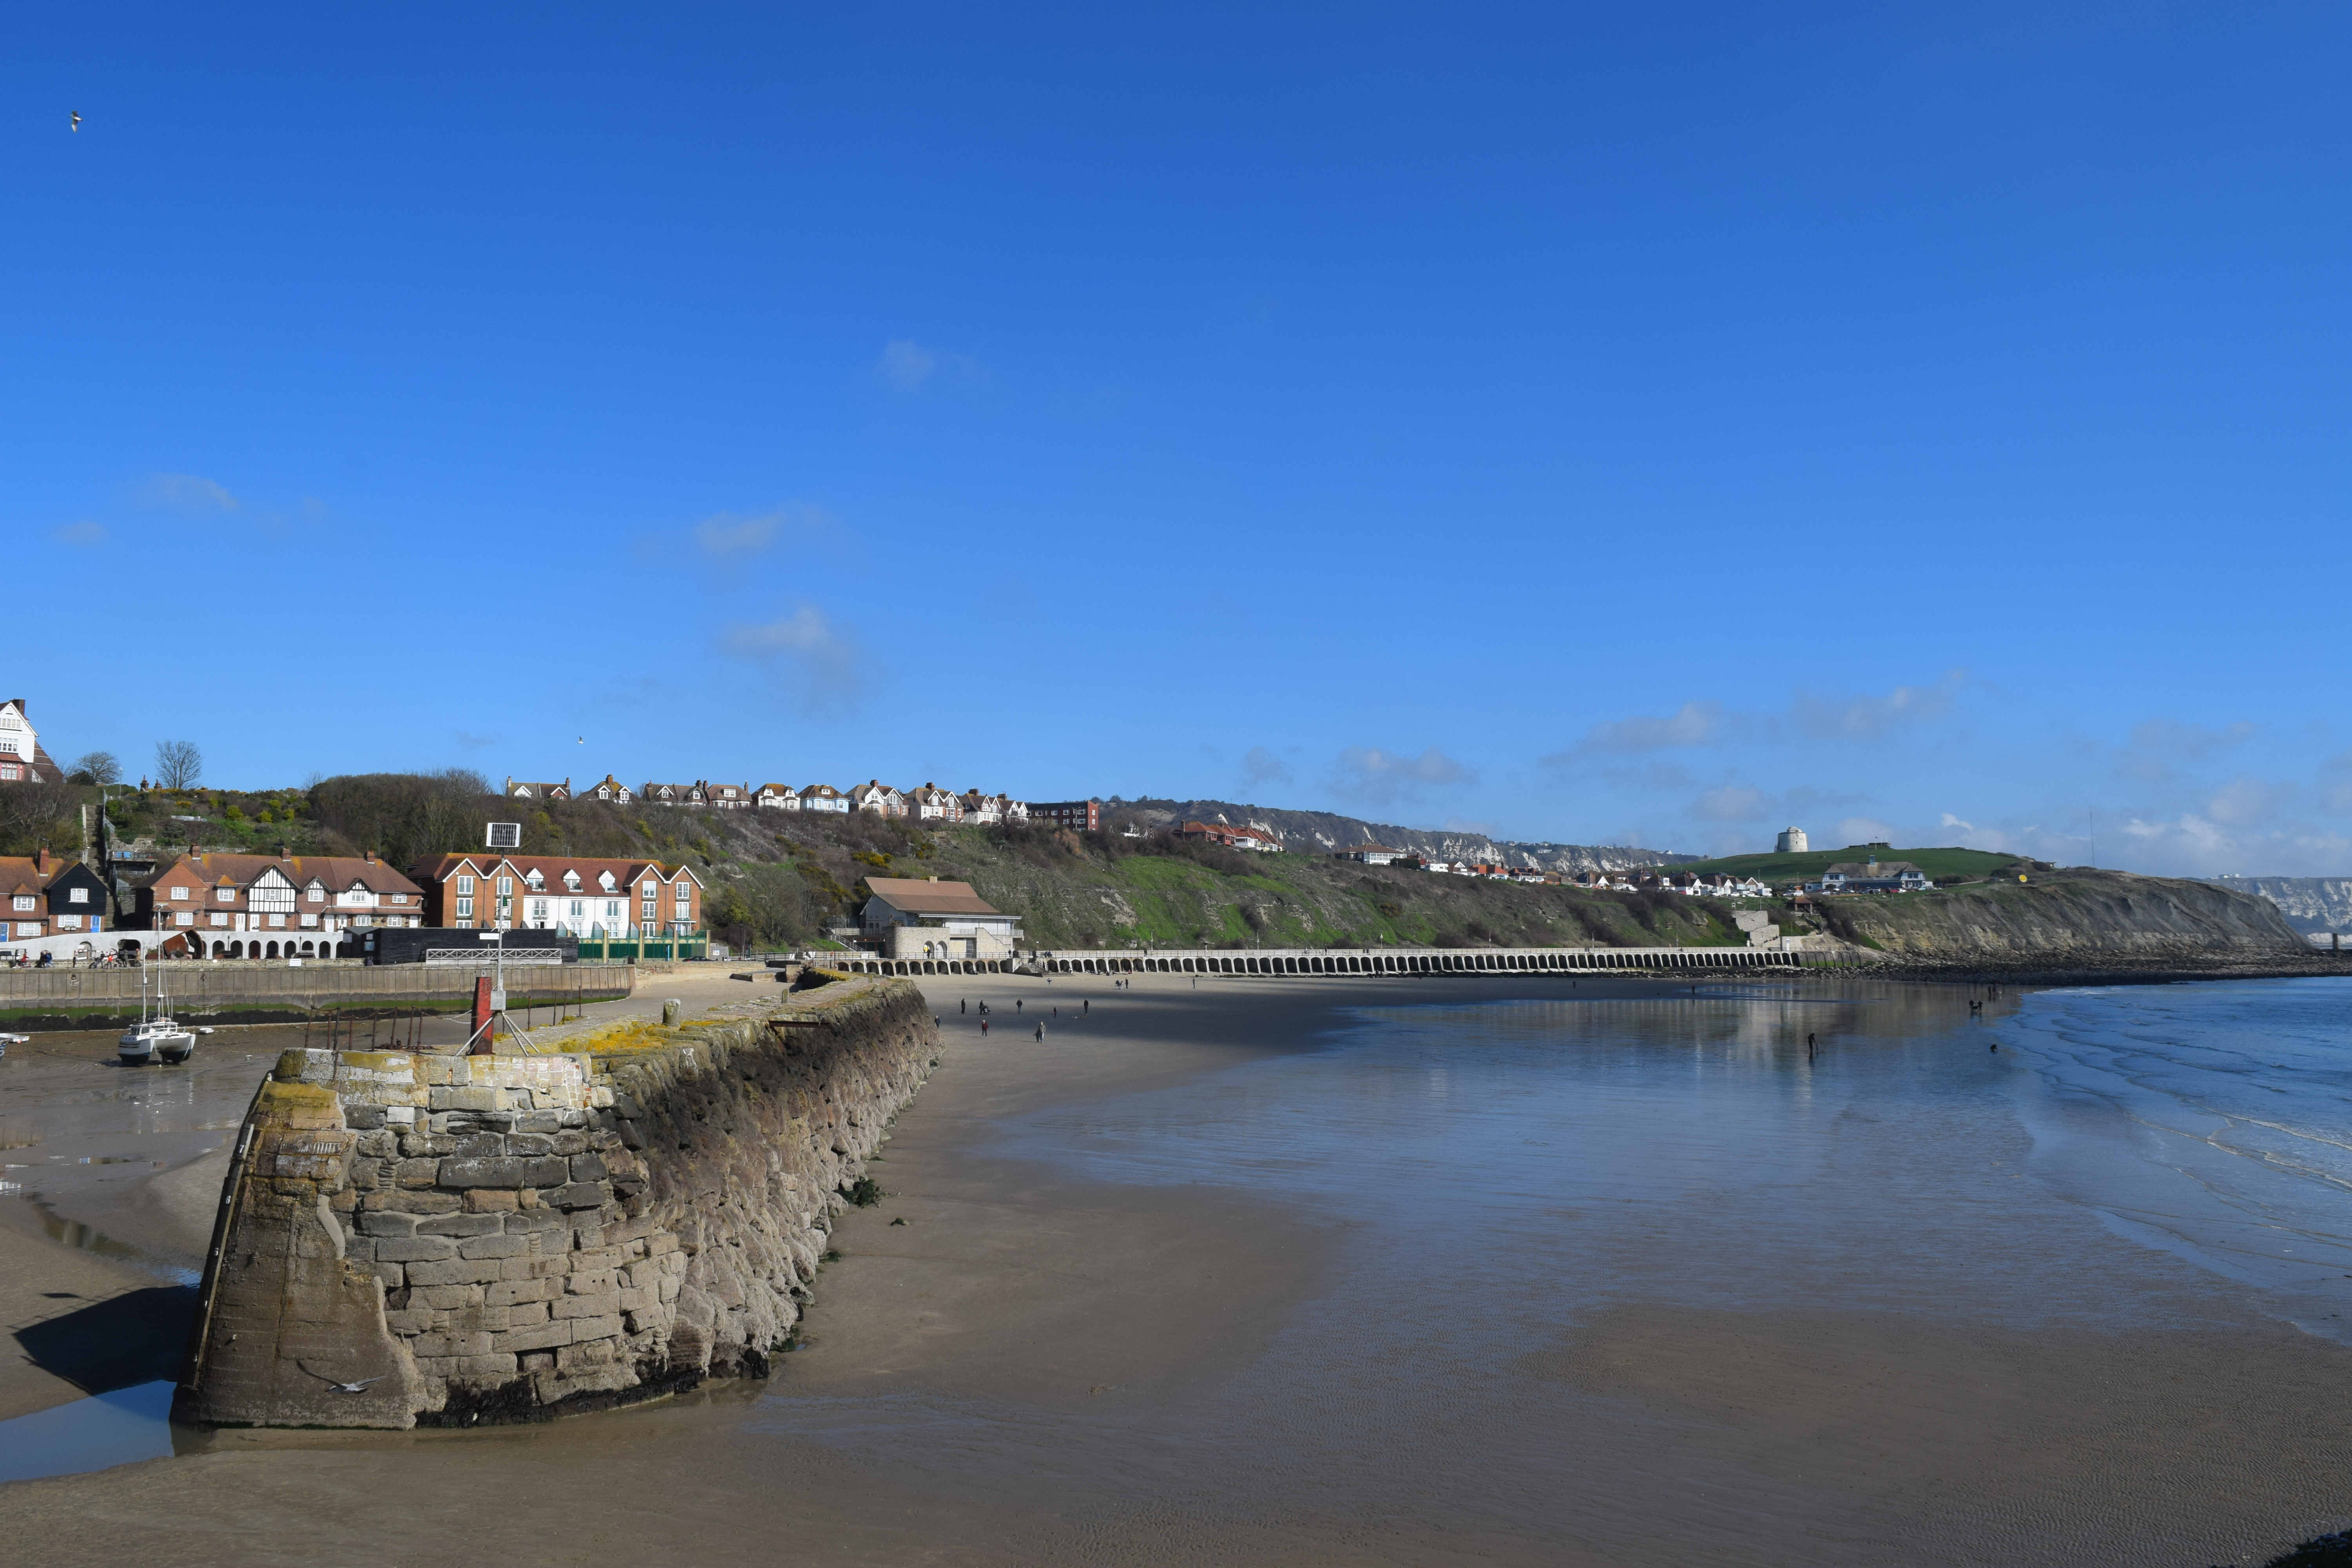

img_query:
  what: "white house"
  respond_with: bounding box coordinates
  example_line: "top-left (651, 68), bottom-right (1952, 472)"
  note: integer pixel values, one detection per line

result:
top-left (584, 774), bottom-right (634, 804)
top-left (1333, 844), bottom-right (1405, 865)
top-left (1819, 860), bottom-right (1933, 894)
top-left (755, 782), bottom-right (800, 810)
top-left (0, 699), bottom-right (58, 785)
top-left (798, 784), bottom-right (850, 814)
top-left (907, 784), bottom-right (963, 823)
top-left (859, 877), bottom-right (1024, 960)
top-left (851, 780), bottom-right (906, 817)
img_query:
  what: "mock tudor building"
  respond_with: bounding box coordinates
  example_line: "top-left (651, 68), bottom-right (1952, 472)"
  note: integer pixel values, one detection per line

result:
top-left (0, 699), bottom-right (60, 785)
top-left (906, 784), bottom-right (963, 823)
top-left (136, 849), bottom-right (426, 958)
top-left (851, 780), bottom-right (906, 817)
top-left (411, 853), bottom-right (704, 936)
top-left (0, 849), bottom-right (111, 943)
top-left (858, 876), bottom-right (1022, 960)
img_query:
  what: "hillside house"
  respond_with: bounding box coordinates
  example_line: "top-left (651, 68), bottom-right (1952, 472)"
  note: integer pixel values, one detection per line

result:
top-left (1332, 844), bottom-right (1404, 865)
top-left (1818, 860), bottom-right (1933, 894)
top-left (706, 782), bottom-right (751, 809)
top-left (1032, 799), bottom-right (1102, 832)
top-left (641, 781), bottom-right (709, 808)
top-left (907, 784), bottom-right (964, 823)
top-left (858, 876), bottom-right (1023, 960)
top-left (0, 699), bottom-right (60, 785)
top-left (851, 781), bottom-right (907, 817)
top-left (137, 849), bottom-right (426, 958)
top-left (412, 853), bottom-right (704, 936)
top-left (1176, 820), bottom-right (1282, 853)
top-left (584, 775), bottom-right (635, 804)
top-left (504, 778), bottom-right (571, 801)
top-left (799, 784), bottom-right (850, 814)
top-left (0, 849), bottom-right (111, 942)
top-left (755, 783), bottom-right (799, 810)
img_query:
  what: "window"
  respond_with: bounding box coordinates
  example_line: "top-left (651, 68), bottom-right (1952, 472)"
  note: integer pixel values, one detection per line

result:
top-left (217, 888), bottom-right (235, 902)
top-left (529, 899), bottom-right (548, 921)
top-left (14, 923), bottom-right (36, 936)
top-left (56, 915), bottom-right (80, 931)
top-left (269, 913), bottom-right (287, 928)
top-left (563, 871), bottom-right (580, 891)
top-left (569, 900), bottom-right (584, 918)
top-left (209, 913), bottom-right (228, 928)
top-left (0, 740), bottom-right (16, 755)
top-left (457, 875), bottom-right (476, 895)
top-left (641, 899), bottom-right (657, 921)
top-left (605, 900), bottom-right (621, 918)
top-left (497, 877), bottom-right (514, 897)
top-left (300, 913), bottom-right (319, 928)
top-left (68, 887), bottom-right (88, 904)
top-left (174, 911), bottom-right (193, 927)
top-left (599, 871), bottom-right (616, 892)
top-left (170, 885), bottom-right (189, 901)
top-left (641, 879), bottom-right (656, 894)
top-left (525, 871), bottom-right (543, 891)
top-left (11, 895), bottom-right (32, 912)
top-left (307, 885), bottom-right (324, 903)
top-left (456, 897), bottom-right (475, 919)
top-left (0, 708), bottom-right (16, 729)
top-left (388, 894), bottom-right (406, 905)
top-left (0, 766), bottom-right (18, 781)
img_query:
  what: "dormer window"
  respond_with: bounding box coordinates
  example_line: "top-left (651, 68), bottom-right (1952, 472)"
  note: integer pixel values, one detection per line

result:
top-left (563, 870), bottom-right (581, 891)
top-left (598, 871), bottom-right (616, 892)
top-left (216, 888), bottom-right (235, 903)
top-left (307, 884), bottom-right (325, 903)
top-left (525, 870), bottom-right (544, 891)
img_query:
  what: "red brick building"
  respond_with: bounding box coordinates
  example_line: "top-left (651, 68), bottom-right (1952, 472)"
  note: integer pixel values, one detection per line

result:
top-left (1031, 799), bottom-right (1102, 832)
top-left (411, 853), bottom-right (703, 936)
top-left (135, 849), bottom-right (427, 958)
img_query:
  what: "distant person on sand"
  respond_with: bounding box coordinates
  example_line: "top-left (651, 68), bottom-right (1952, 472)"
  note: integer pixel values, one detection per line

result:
top-left (982, 1018), bottom-right (990, 1034)
top-left (960, 999), bottom-right (966, 1014)
top-left (1083, 999), bottom-right (1089, 1014)
top-left (1034, 1022), bottom-right (1044, 1041)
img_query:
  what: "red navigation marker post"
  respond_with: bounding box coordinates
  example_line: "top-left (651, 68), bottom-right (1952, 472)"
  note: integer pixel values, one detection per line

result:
top-left (469, 976), bottom-right (494, 1054)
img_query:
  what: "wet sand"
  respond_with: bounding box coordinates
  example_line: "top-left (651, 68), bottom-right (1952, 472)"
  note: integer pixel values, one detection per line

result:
top-left (0, 971), bottom-right (2348, 1565)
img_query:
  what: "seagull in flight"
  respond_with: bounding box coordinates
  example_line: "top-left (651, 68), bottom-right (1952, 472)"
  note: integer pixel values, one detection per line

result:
top-left (299, 1362), bottom-right (386, 1393)
top-left (69, 111), bottom-right (81, 132)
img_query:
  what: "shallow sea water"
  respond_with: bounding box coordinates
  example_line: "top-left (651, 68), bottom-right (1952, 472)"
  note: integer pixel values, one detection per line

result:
top-left (748, 977), bottom-right (2352, 1564)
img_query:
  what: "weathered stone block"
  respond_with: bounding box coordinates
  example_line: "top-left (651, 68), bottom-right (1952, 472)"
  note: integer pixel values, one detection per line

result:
top-left (502, 1255), bottom-right (569, 1280)
top-left (452, 1132), bottom-right (507, 1158)
top-left (405, 1257), bottom-right (507, 1287)
top-left (548, 1131), bottom-right (590, 1157)
top-left (504, 1210), bottom-right (566, 1237)
top-left (400, 1132), bottom-right (457, 1158)
top-left (464, 1188), bottom-right (521, 1213)
top-left (362, 1189), bottom-right (464, 1215)
top-left (347, 1110), bottom-right (391, 1137)
top-left (568, 1153), bottom-right (609, 1183)
top-left (376, 1236), bottom-right (457, 1263)
top-left (616, 1286), bottom-right (654, 1316)
top-left (456, 1353), bottom-right (519, 1379)
top-left (501, 1300), bottom-right (550, 1328)
top-left (657, 1275), bottom-right (681, 1304)
top-left (485, 1277), bottom-right (560, 1307)
top-left (460, 1234), bottom-right (532, 1260)
top-left (412, 1330), bottom-right (493, 1359)
top-left (520, 1351), bottom-right (555, 1373)
top-left (384, 1308), bottom-right (434, 1334)
top-left (540, 1180), bottom-right (613, 1211)
top-left (439, 1155), bottom-right (569, 1190)
top-left (429, 1086), bottom-right (508, 1114)
top-left (553, 1293), bottom-right (621, 1321)
top-left (557, 1330), bottom-right (621, 1365)
top-left (565, 1269), bottom-right (617, 1296)
top-left (507, 1132), bottom-right (557, 1156)
top-left (365, 1261), bottom-right (405, 1289)
top-left (413, 1282), bottom-right (489, 1310)
top-left (416, 1212), bottom-right (503, 1238)
top-left (491, 1320), bottom-right (574, 1354)
top-left (393, 1158), bottom-right (443, 1190)
top-left (572, 1245), bottom-right (624, 1271)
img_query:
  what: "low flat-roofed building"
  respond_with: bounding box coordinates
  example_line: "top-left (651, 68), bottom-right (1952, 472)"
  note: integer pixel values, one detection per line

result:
top-left (859, 875), bottom-right (1022, 960)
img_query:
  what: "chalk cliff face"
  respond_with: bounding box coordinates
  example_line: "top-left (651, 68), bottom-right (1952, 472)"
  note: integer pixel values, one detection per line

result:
top-left (2212, 877), bottom-right (2352, 936)
top-left (1835, 870), bottom-right (2308, 963)
top-left (176, 975), bottom-right (935, 1429)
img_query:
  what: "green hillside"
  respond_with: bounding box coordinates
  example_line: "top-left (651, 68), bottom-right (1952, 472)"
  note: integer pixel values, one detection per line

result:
top-left (1666, 844), bottom-right (2027, 884)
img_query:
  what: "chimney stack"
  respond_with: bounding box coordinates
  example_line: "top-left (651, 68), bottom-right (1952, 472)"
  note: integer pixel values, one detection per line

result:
top-left (276, 843), bottom-right (289, 861)
top-left (34, 846), bottom-right (47, 874)
top-left (365, 849), bottom-right (377, 864)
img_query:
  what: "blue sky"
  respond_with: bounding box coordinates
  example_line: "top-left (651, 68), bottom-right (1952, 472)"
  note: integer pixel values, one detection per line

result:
top-left (7, 4), bottom-right (2349, 873)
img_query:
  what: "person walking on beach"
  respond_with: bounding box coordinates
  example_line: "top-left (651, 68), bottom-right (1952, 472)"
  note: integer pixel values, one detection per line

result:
top-left (1016, 999), bottom-right (1023, 1012)
top-left (1083, 998), bottom-right (1089, 1015)
top-left (982, 1018), bottom-right (990, 1035)
top-left (1034, 1021), bottom-right (1044, 1042)
top-left (960, 998), bottom-right (966, 1014)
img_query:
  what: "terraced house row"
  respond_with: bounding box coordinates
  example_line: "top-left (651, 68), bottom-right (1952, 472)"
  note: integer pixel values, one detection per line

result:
top-left (502, 773), bottom-right (1034, 823)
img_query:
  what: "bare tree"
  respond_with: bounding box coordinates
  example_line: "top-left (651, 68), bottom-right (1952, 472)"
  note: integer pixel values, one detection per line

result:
top-left (69, 750), bottom-right (122, 786)
top-left (155, 739), bottom-right (202, 790)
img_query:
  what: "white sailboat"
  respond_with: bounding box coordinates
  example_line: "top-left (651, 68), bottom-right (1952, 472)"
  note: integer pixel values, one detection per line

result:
top-left (119, 962), bottom-right (196, 1065)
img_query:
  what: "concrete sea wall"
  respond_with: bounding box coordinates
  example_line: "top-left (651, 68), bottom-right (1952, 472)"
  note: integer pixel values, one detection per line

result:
top-left (0, 961), bottom-right (633, 1029)
top-left (174, 973), bottom-right (936, 1428)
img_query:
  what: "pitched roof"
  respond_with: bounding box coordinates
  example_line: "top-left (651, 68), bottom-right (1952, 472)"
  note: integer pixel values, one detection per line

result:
top-left (163, 852), bottom-right (425, 895)
top-left (1826, 860), bottom-right (1923, 877)
top-left (410, 853), bottom-right (704, 889)
top-left (862, 877), bottom-right (1004, 917)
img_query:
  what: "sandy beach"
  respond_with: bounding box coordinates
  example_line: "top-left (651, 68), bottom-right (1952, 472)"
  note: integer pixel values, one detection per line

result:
top-left (1, 969), bottom-right (2348, 1566)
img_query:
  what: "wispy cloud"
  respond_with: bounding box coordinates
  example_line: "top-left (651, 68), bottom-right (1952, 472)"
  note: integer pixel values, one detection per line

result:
top-left (1690, 784), bottom-right (1769, 822)
top-left (1786, 671), bottom-right (1967, 742)
top-left (454, 731), bottom-right (500, 750)
top-left (142, 473), bottom-right (239, 512)
top-left (51, 521), bottom-right (107, 547)
top-left (876, 338), bottom-right (985, 394)
top-left (2116, 718), bottom-right (2258, 783)
top-left (1545, 673), bottom-right (1967, 766)
top-left (1239, 746), bottom-right (1293, 790)
top-left (718, 605), bottom-right (866, 715)
top-left (1328, 745), bottom-right (1475, 808)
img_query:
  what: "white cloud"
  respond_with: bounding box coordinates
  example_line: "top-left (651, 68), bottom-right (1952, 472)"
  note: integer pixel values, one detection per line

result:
top-left (1329, 745), bottom-right (1474, 807)
top-left (1239, 746), bottom-right (1293, 790)
top-left (1691, 784), bottom-right (1769, 822)
top-left (143, 473), bottom-right (238, 511)
top-left (1548, 701), bottom-right (1722, 761)
top-left (51, 521), bottom-right (106, 546)
top-left (2116, 719), bottom-right (2257, 783)
top-left (1829, 816), bottom-right (1899, 847)
top-left (878, 339), bottom-right (936, 391)
top-left (1788, 671), bottom-right (1965, 742)
top-left (717, 605), bottom-right (865, 713)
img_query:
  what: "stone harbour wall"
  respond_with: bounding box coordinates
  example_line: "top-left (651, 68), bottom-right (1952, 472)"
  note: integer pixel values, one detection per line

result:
top-left (174, 974), bottom-right (937, 1428)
